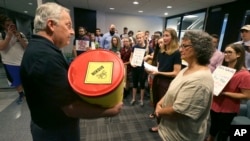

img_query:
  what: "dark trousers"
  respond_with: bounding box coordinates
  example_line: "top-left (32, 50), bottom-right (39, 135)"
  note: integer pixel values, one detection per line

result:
top-left (30, 120), bottom-right (80, 141)
top-left (152, 76), bottom-right (172, 124)
top-left (132, 67), bottom-right (147, 89)
top-left (209, 110), bottom-right (237, 141)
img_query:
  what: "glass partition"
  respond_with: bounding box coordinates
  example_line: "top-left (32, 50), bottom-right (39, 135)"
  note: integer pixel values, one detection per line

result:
top-left (165, 10), bottom-right (206, 40)
top-left (166, 17), bottom-right (182, 32)
top-left (180, 12), bottom-right (206, 39)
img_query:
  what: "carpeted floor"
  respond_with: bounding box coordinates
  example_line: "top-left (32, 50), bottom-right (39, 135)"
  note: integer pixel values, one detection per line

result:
top-left (0, 63), bottom-right (162, 141)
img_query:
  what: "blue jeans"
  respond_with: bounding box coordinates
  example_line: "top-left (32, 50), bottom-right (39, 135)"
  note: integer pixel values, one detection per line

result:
top-left (30, 120), bottom-right (80, 141)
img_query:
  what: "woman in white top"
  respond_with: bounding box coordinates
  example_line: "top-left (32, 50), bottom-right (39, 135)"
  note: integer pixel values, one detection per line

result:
top-left (0, 15), bottom-right (28, 104)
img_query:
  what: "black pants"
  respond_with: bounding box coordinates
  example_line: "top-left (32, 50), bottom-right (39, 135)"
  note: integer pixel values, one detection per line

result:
top-left (209, 110), bottom-right (237, 141)
top-left (30, 120), bottom-right (80, 141)
top-left (132, 67), bottom-right (147, 89)
top-left (152, 75), bottom-right (172, 124)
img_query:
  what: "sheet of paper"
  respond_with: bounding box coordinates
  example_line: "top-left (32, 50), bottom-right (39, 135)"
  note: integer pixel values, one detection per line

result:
top-left (212, 65), bottom-right (236, 96)
top-left (131, 48), bottom-right (146, 67)
top-left (144, 61), bottom-right (158, 72)
top-left (76, 40), bottom-right (89, 51)
top-left (91, 42), bottom-right (96, 50)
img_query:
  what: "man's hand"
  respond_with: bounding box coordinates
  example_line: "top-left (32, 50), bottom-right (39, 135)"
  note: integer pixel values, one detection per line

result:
top-left (104, 102), bottom-right (123, 117)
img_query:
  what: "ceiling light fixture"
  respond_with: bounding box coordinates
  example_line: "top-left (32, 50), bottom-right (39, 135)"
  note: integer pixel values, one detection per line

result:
top-left (138, 10), bottom-right (143, 13)
top-left (110, 8), bottom-right (115, 10)
top-left (166, 6), bottom-right (172, 8)
top-left (28, 2), bottom-right (33, 5)
top-left (24, 11), bottom-right (28, 13)
top-left (185, 15), bottom-right (198, 18)
top-left (133, 1), bottom-right (139, 5)
top-left (164, 13), bottom-right (168, 16)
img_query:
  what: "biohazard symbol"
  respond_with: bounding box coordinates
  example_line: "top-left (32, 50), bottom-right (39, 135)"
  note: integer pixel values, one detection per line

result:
top-left (96, 70), bottom-right (107, 79)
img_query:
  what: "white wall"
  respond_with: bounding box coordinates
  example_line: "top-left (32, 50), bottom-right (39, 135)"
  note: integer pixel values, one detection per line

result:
top-left (62, 8), bottom-right (165, 54)
top-left (97, 11), bottom-right (165, 36)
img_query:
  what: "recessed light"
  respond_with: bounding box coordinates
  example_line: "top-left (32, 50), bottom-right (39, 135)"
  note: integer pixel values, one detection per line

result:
top-left (166, 6), bottom-right (172, 8)
top-left (24, 11), bottom-right (28, 13)
top-left (28, 2), bottom-right (33, 5)
top-left (110, 8), bottom-right (115, 10)
top-left (133, 1), bottom-right (139, 5)
top-left (138, 10), bottom-right (143, 13)
top-left (164, 13), bottom-right (168, 15)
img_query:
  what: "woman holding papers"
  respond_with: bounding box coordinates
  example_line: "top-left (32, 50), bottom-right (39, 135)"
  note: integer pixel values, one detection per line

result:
top-left (207, 44), bottom-right (250, 141)
top-left (155, 30), bottom-right (214, 141)
top-left (129, 31), bottom-right (153, 106)
top-left (147, 28), bottom-right (182, 132)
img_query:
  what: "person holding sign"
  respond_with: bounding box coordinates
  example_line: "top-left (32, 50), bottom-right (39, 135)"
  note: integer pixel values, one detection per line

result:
top-left (155, 30), bottom-right (214, 141)
top-left (207, 44), bottom-right (250, 141)
top-left (129, 31), bottom-right (153, 106)
top-left (72, 26), bottom-right (90, 57)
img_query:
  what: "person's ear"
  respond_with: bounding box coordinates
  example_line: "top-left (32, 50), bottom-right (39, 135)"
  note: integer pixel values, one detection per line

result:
top-left (47, 19), bottom-right (56, 32)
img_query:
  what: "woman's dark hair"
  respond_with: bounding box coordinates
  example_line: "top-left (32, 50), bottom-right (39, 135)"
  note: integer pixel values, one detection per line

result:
top-left (151, 37), bottom-right (160, 66)
top-left (0, 14), bottom-right (12, 27)
top-left (128, 30), bottom-right (134, 36)
top-left (222, 43), bottom-right (245, 72)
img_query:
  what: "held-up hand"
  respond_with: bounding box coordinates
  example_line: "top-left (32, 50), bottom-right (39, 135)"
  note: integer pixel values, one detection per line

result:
top-left (15, 32), bottom-right (22, 41)
top-left (7, 24), bottom-right (16, 35)
top-left (5, 24), bottom-right (17, 39)
top-left (144, 54), bottom-right (151, 61)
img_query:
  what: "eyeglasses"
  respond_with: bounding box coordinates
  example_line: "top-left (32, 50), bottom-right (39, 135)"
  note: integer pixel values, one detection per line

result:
top-left (224, 50), bottom-right (234, 55)
top-left (180, 44), bottom-right (192, 49)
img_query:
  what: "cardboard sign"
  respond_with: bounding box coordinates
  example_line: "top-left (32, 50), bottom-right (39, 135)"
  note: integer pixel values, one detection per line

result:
top-left (76, 40), bottom-right (89, 51)
top-left (131, 48), bottom-right (146, 66)
top-left (212, 65), bottom-right (236, 96)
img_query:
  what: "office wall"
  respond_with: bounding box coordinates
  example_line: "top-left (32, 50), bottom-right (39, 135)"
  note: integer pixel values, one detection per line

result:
top-left (96, 11), bottom-right (164, 35)
top-left (62, 8), bottom-right (164, 54)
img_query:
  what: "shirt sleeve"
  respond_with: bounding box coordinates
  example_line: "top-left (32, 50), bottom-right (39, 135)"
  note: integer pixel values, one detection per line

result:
top-left (239, 74), bottom-right (250, 89)
top-left (218, 54), bottom-right (224, 66)
top-left (33, 54), bottom-right (80, 107)
top-left (173, 80), bottom-right (212, 120)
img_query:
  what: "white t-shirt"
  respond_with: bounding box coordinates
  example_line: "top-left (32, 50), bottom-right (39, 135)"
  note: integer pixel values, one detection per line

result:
top-left (0, 32), bottom-right (27, 66)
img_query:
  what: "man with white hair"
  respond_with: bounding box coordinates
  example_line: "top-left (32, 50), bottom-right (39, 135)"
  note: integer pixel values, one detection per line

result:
top-left (20, 2), bottom-right (122, 141)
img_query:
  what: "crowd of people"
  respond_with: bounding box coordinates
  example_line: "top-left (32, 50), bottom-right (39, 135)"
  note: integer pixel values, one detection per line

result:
top-left (1, 2), bottom-right (250, 141)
